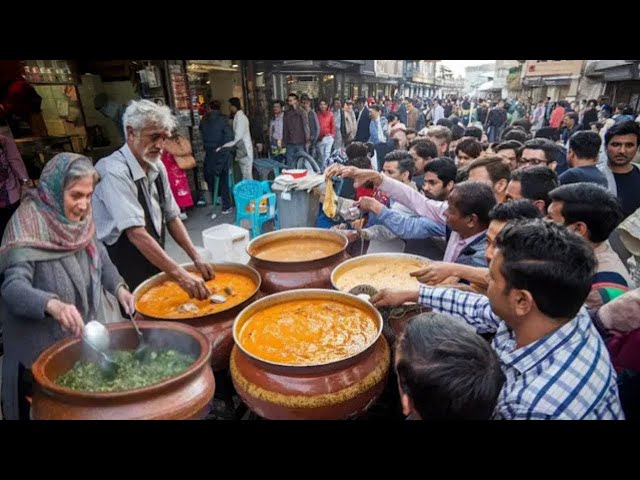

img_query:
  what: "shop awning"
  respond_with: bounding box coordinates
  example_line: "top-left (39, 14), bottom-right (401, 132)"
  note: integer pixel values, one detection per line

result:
top-left (478, 80), bottom-right (500, 91)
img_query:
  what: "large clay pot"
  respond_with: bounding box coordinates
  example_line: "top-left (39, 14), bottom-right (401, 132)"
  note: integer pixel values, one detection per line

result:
top-left (31, 321), bottom-right (215, 420)
top-left (133, 263), bottom-right (262, 372)
top-left (247, 228), bottom-right (350, 295)
top-left (230, 289), bottom-right (390, 420)
top-left (331, 253), bottom-right (432, 339)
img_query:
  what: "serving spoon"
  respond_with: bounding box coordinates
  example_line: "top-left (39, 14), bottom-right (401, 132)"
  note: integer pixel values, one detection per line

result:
top-left (82, 321), bottom-right (119, 379)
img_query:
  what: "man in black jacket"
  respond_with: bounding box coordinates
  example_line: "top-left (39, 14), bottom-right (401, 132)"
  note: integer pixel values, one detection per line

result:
top-left (200, 100), bottom-right (234, 219)
top-left (355, 97), bottom-right (371, 142)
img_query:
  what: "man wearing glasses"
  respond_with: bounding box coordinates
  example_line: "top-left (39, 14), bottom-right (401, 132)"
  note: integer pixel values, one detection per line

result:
top-left (516, 138), bottom-right (564, 171)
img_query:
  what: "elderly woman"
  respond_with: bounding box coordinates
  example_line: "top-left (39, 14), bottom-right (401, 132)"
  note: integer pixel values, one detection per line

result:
top-left (0, 153), bottom-right (135, 420)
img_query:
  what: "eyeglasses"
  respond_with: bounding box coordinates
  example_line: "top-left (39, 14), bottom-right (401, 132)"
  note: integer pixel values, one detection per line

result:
top-left (517, 158), bottom-right (549, 166)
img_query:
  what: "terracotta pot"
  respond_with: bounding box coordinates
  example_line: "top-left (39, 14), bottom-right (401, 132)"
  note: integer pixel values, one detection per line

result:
top-left (133, 263), bottom-right (262, 372)
top-left (247, 228), bottom-right (350, 295)
top-left (230, 289), bottom-right (390, 420)
top-left (31, 321), bottom-right (215, 420)
top-left (331, 253), bottom-right (432, 341)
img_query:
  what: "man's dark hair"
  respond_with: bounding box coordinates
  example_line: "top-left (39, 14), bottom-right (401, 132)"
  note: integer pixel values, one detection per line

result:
top-left (300, 94), bottom-right (311, 102)
top-left (451, 124), bottom-right (465, 141)
top-left (535, 127), bottom-right (560, 142)
top-left (495, 140), bottom-right (523, 159)
top-left (502, 128), bottom-right (528, 144)
top-left (436, 118), bottom-right (453, 130)
top-left (387, 112), bottom-right (398, 122)
top-left (209, 100), bottom-right (221, 110)
top-left (568, 131), bottom-right (602, 159)
top-left (464, 126), bottom-right (483, 141)
top-left (405, 127), bottom-right (418, 136)
top-left (370, 104), bottom-right (381, 112)
top-left (510, 166), bottom-right (559, 210)
top-left (272, 99), bottom-right (283, 109)
top-left (512, 118), bottom-right (532, 133)
top-left (549, 183), bottom-right (624, 243)
top-left (424, 157), bottom-right (457, 185)
top-left (605, 120), bottom-right (640, 146)
top-left (467, 155), bottom-right (511, 184)
top-left (395, 313), bottom-right (505, 420)
top-left (345, 141), bottom-right (368, 160)
top-left (522, 138), bottom-right (563, 165)
top-left (384, 150), bottom-right (414, 178)
top-left (455, 137), bottom-right (483, 159)
top-left (228, 97), bottom-right (242, 110)
top-left (488, 200), bottom-right (542, 222)
top-left (409, 138), bottom-right (438, 160)
top-left (287, 93), bottom-right (299, 101)
top-left (495, 220), bottom-right (597, 319)
top-left (449, 181), bottom-right (497, 225)
top-left (346, 155), bottom-right (372, 169)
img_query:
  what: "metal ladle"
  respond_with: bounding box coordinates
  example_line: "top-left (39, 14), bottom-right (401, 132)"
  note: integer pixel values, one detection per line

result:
top-left (82, 321), bottom-right (119, 378)
top-left (127, 312), bottom-right (150, 361)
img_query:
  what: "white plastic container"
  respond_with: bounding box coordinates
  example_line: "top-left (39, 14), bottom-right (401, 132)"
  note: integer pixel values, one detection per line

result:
top-left (202, 224), bottom-right (251, 264)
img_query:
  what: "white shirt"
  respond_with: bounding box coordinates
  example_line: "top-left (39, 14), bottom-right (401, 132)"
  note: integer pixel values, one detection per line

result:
top-left (222, 109), bottom-right (253, 161)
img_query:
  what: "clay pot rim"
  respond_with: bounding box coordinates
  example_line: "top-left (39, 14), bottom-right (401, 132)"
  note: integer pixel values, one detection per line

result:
top-left (132, 262), bottom-right (262, 321)
top-left (246, 228), bottom-right (348, 264)
top-left (31, 321), bottom-right (212, 400)
top-left (232, 288), bottom-right (383, 370)
top-left (330, 252), bottom-right (431, 292)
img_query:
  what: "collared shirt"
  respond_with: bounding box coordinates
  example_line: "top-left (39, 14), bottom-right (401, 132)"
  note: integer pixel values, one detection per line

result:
top-left (93, 144), bottom-right (180, 246)
top-left (418, 285), bottom-right (624, 420)
top-left (443, 229), bottom-right (486, 263)
top-left (270, 112), bottom-right (284, 145)
top-left (222, 109), bottom-right (254, 161)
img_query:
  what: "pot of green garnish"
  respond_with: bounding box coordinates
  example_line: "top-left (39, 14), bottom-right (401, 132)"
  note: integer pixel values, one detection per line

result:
top-left (30, 321), bottom-right (215, 420)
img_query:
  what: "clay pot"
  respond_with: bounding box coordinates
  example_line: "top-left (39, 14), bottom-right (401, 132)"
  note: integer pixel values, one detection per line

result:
top-left (31, 321), bottom-right (215, 420)
top-left (133, 263), bottom-right (262, 372)
top-left (247, 228), bottom-right (350, 295)
top-left (331, 253), bottom-right (432, 341)
top-left (230, 289), bottom-right (390, 420)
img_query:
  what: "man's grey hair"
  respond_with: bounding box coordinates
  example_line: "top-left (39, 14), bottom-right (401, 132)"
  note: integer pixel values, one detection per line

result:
top-left (121, 99), bottom-right (177, 138)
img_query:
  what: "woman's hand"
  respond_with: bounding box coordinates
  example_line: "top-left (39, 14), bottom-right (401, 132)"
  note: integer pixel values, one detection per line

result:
top-left (117, 286), bottom-right (136, 316)
top-left (46, 298), bottom-right (84, 337)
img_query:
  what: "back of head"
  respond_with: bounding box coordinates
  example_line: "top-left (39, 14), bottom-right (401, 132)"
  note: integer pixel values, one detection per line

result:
top-left (437, 118), bottom-right (454, 130)
top-left (345, 141), bottom-right (368, 160)
top-left (464, 126), bottom-right (483, 141)
top-left (549, 183), bottom-right (624, 242)
top-left (534, 127), bottom-right (560, 142)
top-left (228, 97), bottom-right (242, 110)
top-left (209, 100), bottom-right (222, 111)
top-left (395, 313), bottom-right (505, 420)
top-left (495, 219), bottom-right (597, 319)
top-left (427, 125), bottom-right (453, 145)
top-left (568, 130), bottom-right (602, 160)
top-left (513, 166), bottom-right (559, 210)
top-left (409, 137), bottom-right (438, 159)
top-left (502, 127), bottom-right (528, 144)
top-left (488, 199), bottom-right (542, 222)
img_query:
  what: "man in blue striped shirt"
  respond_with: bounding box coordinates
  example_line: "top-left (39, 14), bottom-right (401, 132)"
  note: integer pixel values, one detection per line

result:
top-left (374, 219), bottom-right (623, 419)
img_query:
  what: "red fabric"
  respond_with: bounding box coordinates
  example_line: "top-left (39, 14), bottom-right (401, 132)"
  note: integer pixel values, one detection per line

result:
top-left (607, 328), bottom-right (640, 373)
top-left (161, 151), bottom-right (194, 209)
top-left (355, 187), bottom-right (374, 201)
top-left (317, 110), bottom-right (335, 138)
top-left (549, 106), bottom-right (566, 129)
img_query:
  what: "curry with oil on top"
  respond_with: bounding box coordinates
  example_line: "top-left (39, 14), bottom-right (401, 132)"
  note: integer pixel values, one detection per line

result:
top-left (252, 238), bottom-right (344, 262)
top-left (238, 299), bottom-right (379, 365)
top-left (136, 272), bottom-right (257, 319)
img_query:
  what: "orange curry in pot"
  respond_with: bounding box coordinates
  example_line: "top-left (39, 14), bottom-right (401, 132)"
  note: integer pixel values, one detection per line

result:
top-left (136, 272), bottom-right (257, 319)
top-left (238, 299), bottom-right (378, 365)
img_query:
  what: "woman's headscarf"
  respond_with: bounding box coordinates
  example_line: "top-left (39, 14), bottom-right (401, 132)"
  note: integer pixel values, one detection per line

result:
top-left (0, 152), bottom-right (101, 315)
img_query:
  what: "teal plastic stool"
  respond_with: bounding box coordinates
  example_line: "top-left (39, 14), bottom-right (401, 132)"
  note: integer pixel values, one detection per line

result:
top-left (233, 180), bottom-right (280, 238)
top-left (212, 168), bottom-right (235, 214)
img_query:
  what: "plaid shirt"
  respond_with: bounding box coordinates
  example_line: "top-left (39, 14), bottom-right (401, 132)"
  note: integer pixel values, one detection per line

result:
top-left (418, 285), bottom-right (624, 420)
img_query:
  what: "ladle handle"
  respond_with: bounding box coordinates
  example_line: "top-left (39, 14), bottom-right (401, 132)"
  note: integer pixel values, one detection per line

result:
top-left (128, 312), bottom-right (143, 337)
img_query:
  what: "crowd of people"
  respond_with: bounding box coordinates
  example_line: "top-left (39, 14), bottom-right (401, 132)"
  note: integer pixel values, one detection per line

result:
top-left (1, 88), bottom-right (640, 420)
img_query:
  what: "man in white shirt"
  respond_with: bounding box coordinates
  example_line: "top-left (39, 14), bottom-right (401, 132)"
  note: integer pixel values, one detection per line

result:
top-left (219, 97), bottom-right (253, 180)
